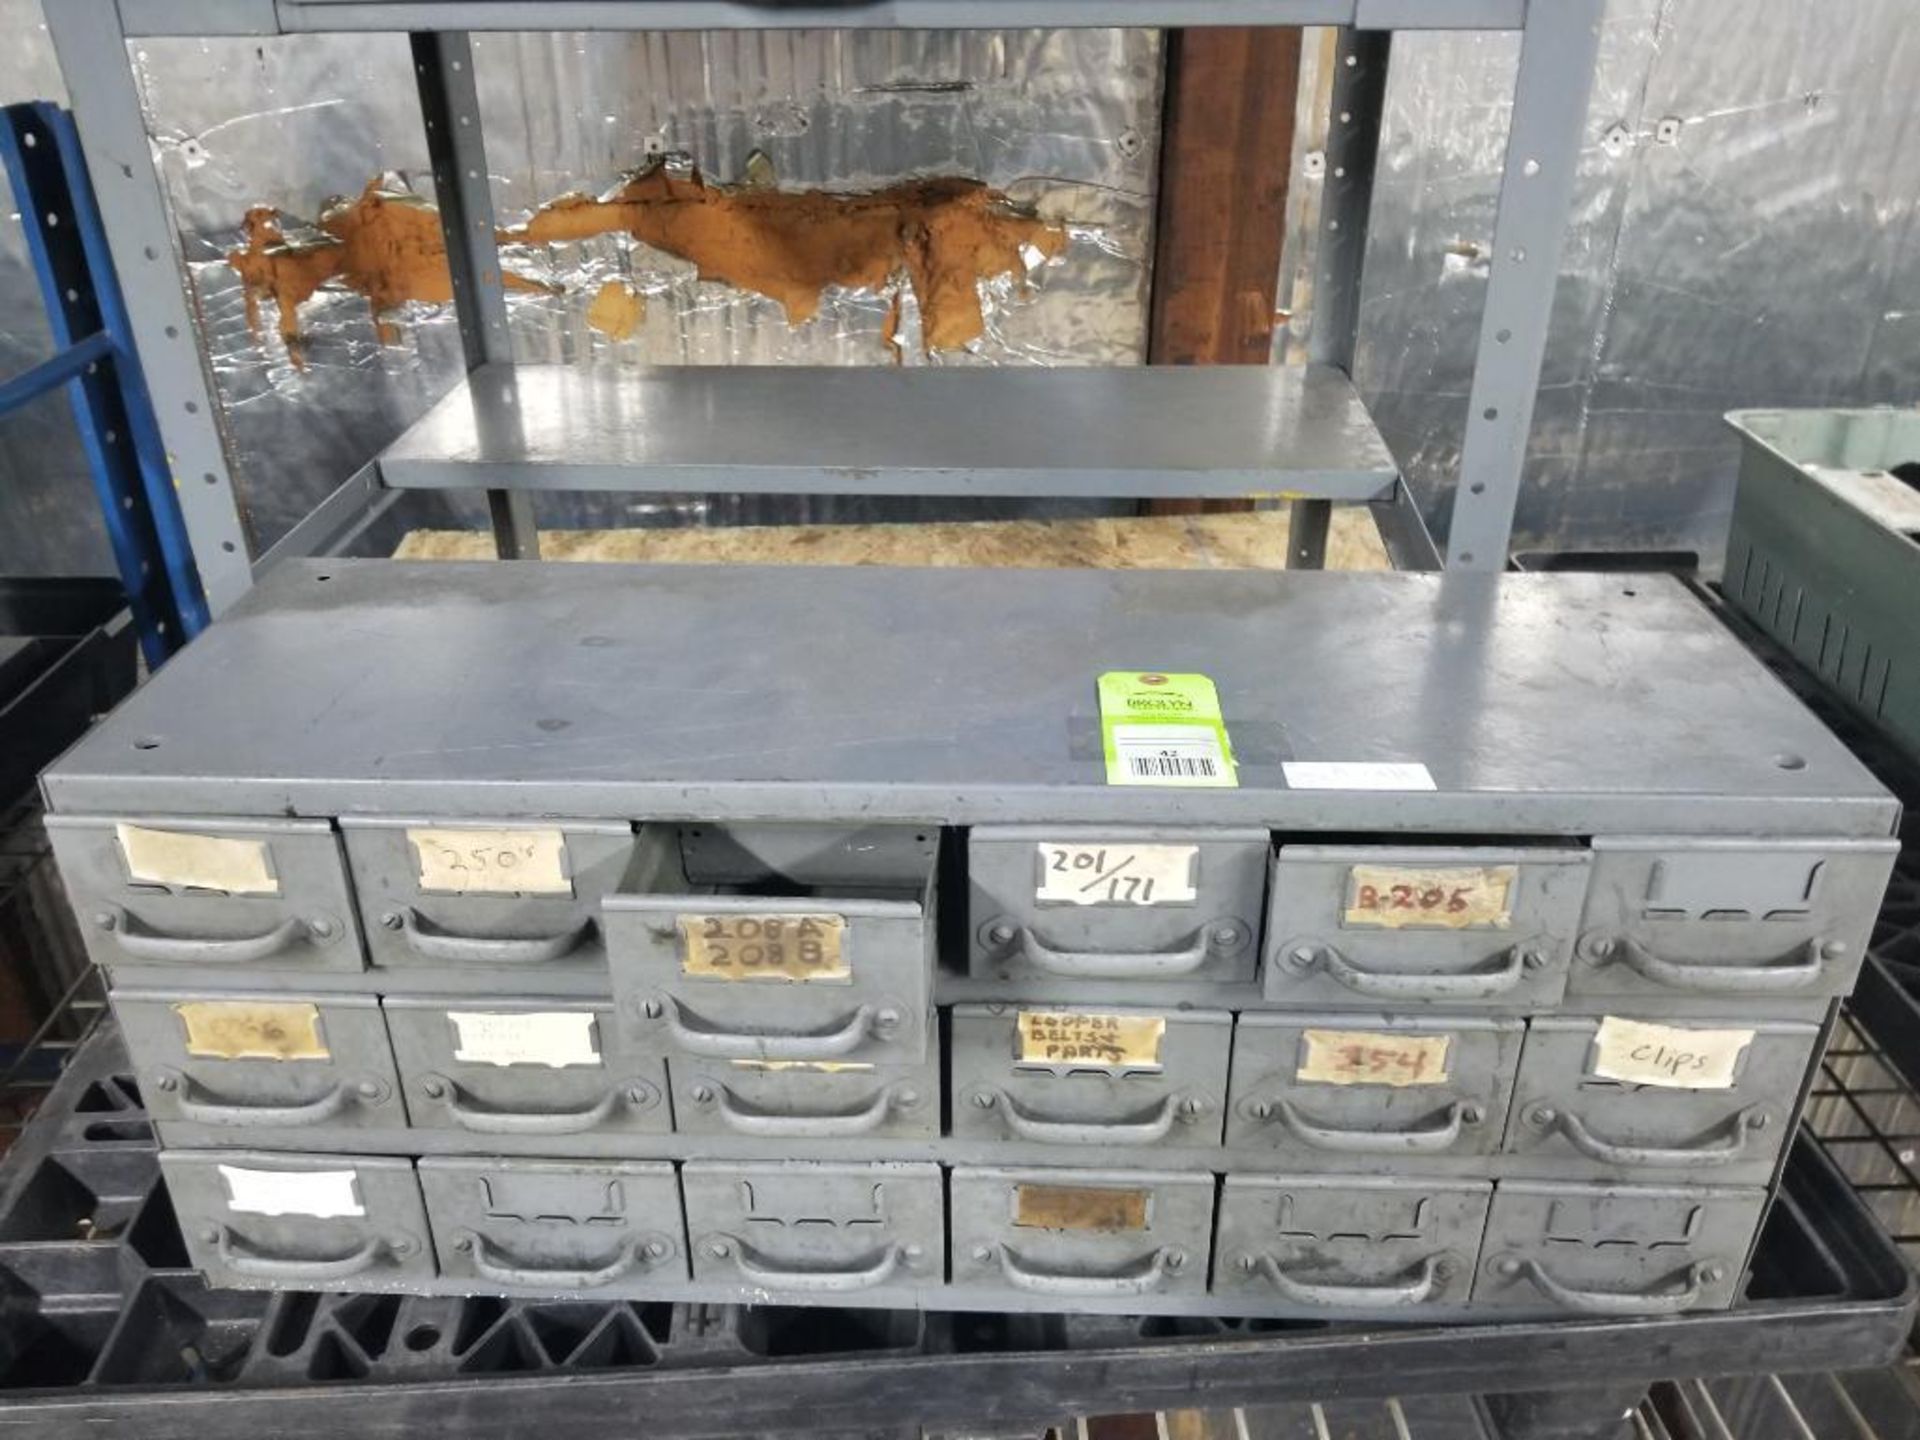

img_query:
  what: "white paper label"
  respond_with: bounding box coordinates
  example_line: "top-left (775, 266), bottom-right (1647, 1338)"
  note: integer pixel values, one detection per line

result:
top-left (117, 824), bottom-right (279, 895)
top-left (1283, 762), bottom-right (1437, 791)
top-left (1034, 843), bottom-right (1198, 906)
top-left (1590, 1016), bottom-right (1755, 1090)
top-left (447, 1010), bottom-right (601, 1068)
top-left (1107, 725), bottom-right (1236, 788)
top-left (407, 827), bottom-right (572, 896)
top-left (219, 1164), bottom-right (364, 1219)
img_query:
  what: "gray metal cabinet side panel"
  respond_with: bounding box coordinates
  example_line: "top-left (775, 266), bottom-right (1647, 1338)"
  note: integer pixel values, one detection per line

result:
top-left (418, 1157), bottom-right (687, 1289)
top-left (48, 815), bottom-right (364, 974)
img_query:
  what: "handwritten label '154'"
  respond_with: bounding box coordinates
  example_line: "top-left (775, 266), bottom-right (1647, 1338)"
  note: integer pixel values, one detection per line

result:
top-left (1296, 1028), bottom-right (1453, 1087)
top-left (678, 914), bottom-right (849, 982)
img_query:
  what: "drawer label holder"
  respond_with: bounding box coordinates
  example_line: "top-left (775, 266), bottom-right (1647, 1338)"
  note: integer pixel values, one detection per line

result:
top-left (1017, 1011), bottom-right (1166, 1069)
top-left (1343, 863), bottom-right (1517, 930)
top-left (447, 1010), bottom-right (601, 1068)
top-left (678, 914), bottom-right (849, 982)
top-left (175, 1000), bottom-right (329, 1061)
top-left (117, 824), bottom-right (279, 895)
top-left (407, 827), bottom-right (573, 896)
top-left (1013, 1183), bottom-right (1151, 1232)
top-left (1590, 1016), bottom-right (1754, 1090)
top-left (1034, 843), bottom-right (1199, 907)
top-left (1297, 1028), bottom-right (1452, 1087)
top-left (218, 1165), bottom-right (364, 1219)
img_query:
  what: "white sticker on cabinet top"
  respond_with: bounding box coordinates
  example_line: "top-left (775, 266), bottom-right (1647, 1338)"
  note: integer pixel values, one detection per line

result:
top-left (218, 1164), bottom-right (365, 1219)
top-left (447, 1010), bottom-right (601, 1068)
top-left (1033, 843), bottom-right (1199, 906)
top-left (1589, 1016), bottom-right (1755, 1090)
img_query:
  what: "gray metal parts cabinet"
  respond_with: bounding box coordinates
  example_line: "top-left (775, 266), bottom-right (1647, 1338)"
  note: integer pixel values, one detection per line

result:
top-left (38, 561), bottom-right (1900, 1321)
top-left (33, 0), bottom-right (1893, 1328)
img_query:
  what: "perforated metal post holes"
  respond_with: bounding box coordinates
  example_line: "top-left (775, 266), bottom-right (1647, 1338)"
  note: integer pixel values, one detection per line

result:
top-left (1266, 846), bottom-right (1591, 1009)
top-left (967, 827), bottom-right (1267, 984)
top-left (162, 1150), bottom-right (434, 1291)
top-left (48, 816), bottom-right (364, 975)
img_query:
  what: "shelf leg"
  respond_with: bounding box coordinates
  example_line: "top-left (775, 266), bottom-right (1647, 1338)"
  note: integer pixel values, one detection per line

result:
top-left (1442, 0), bottom-right (1606, 572)
top-left (411, 30), bottom-right (540, 562)
top-left (1287, 499), bottom-right (1331, 569)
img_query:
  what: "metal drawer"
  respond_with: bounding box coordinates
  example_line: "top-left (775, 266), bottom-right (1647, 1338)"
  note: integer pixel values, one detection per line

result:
top-left (1212, 1175), bottom-right (1490, 1311)
top-left (1264, 845), bottom-right (1589, 1009)
top-left (1225, 1013), bottom-right (1521, 1162)
top-left (950, 1004), bottom-right (1229, 1150)
top-left (669, 1055), bottom-right (938, 1140)
top-left (1474, 1180), bottom-right (1765, 1315)
top-left (162, 1149), bottom-right (434, 1290)
top-left (681, 1160), bottom-right (942, 1295)
top-left (383, 997), bottom-right (668, 1139)
top-left (1571, 838), bottom-right (1897, 1002)
top-left (419, 1158), bottom-right (686, 1290)
top-left (116, 990), bottom-right (401, 1132)
top-left (48, 815), bottom-right (362, 974)
top-left (1502, 1015), bottom-right (1820, 1183)
top-left (341, 818), bottom-right (639, 977)
top-left (607, 826), bottom-right (938, 1065)
top-left (949, 1166), bottom-right (1213, 1300)
top-left (967, 827), bottom-right (1266, 984)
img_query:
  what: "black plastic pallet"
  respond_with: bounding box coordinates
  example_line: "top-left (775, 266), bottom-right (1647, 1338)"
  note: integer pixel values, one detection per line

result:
top-left (0, 1018), bottom-right (1907, 1440)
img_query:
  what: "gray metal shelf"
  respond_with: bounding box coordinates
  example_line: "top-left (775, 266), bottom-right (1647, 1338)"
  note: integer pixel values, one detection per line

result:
top-left (51, 0), bottom-right (1605, 602)
top-left (377, 362), bottom-right (1401, 501)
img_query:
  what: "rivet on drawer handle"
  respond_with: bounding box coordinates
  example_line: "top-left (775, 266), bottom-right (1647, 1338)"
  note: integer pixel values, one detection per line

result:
top-left (1241, 1252), bottom-right (1444, 1307)
top-left (1246, 1097), bottom-right (1479, 1154)
top-left (969, 1089), bottom-right (1199, 1145)
top-left (1279, 940), bottom-right (1541, 1000)
top-left (991, 1244), bottom-right (1182, 1296)
top-left (420, 1075), bottom-right (655, 1134)
top-left (157, 1070), bottom-right (383, 1125)
top-left (650, 996), bottom-right (899, 1060)
top-left (692, 1080), bottom-right (913, 1138)
top-left (1004, 924), bottom-right (1242, 979)
top-left (1525, 1102), bottom-right (1768, 1167)
top-left (1496, 1255), bottom-right (1719, 1316)
top-left (454, 1231), bottom-right (671, 1289)
top-left (702, 1236), bottom-right (911, 1292)
top-left (383, 908), bottom-right (593, 965)
top-left (1586, 935), bottom-right (1833, 992)
top-left (96, 908), bottom-right (325, 964)
top-left (210, 1226), bottom-right (405, 1282)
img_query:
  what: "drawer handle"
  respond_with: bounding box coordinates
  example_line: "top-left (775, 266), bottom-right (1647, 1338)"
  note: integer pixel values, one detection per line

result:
top-left (1260, 1097), bottom-right (1475, 1155)
top-left (1250, 1253), bottom-right (1441, 1307)
top-left (996, 1244), bottom-right (1179, 1296)
top-left (1505, 1257), bottom-right (1715, 1316)
top-left (105, 909), bottom-right (311, 965)
top-left (703, 1081), bottom-right (904, 1138)
top-left (663, 998), bottom-right (885, 1060)
top-left (169, 1076), bottom-right (359, 1127)
top-left (435, 1079), bottom-right (644, 1135)
top-left (716, 1236), bottom-right (907, 1292)
top-left (389, 908), bottom-right (593, 965)
top-left (461, 1232), bottom-right (651, 1289)
top-left (1535, 1104), bottom-right (1765, 1168)
top-left (980, 1090), bottom-right (1185, 1146)
top-left (1288, 941), bottom-right (1532, 1000)
top-left (215, 1226), bottom-right (391, 1282)
top-left (1598, 936), bottom-right (1827, 993)
top-left (1014, 927), bottom-right (1214, 979)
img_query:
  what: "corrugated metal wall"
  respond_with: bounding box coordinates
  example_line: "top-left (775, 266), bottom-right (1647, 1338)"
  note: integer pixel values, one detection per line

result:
top-left (1, 1), bottom-right (1915, 575)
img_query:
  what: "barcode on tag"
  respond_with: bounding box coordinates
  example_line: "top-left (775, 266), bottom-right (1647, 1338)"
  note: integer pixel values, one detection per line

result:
top-left (1107, 725), bottom-right (1235, 788)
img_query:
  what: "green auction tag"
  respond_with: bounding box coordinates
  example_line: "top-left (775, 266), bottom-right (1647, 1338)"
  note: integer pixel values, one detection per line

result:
top-left (1096, 672), bottom-right (1238, 788)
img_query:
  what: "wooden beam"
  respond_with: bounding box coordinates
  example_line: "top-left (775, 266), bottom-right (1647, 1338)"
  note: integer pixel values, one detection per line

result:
top-left (1145, 26), bottom-right (1302, 516)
